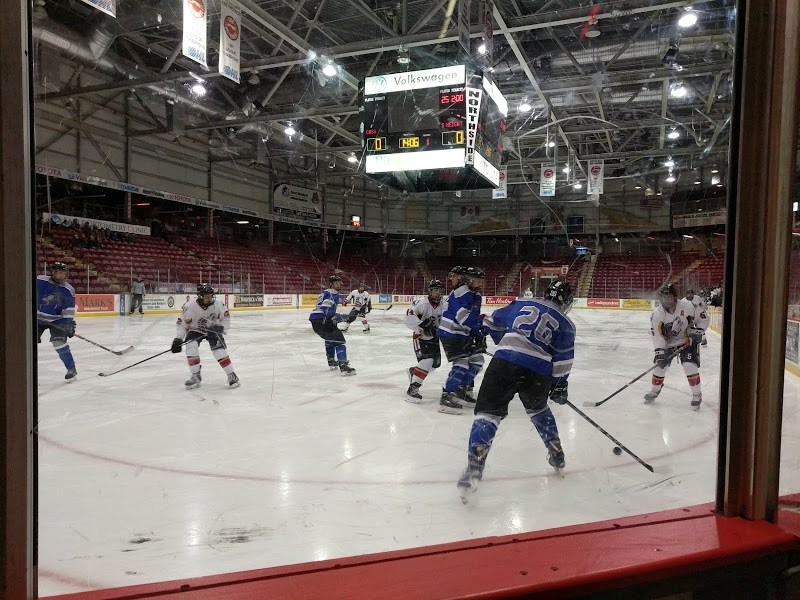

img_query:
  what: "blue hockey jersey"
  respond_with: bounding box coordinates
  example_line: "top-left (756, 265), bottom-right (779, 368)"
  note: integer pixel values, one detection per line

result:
top-left (483, 299), bottom-right (576, 383)
top-left (309, 288), bottom-right (344, 321)
top-left (36, 275), bottom-right (76, 325)
top-left (438, 285), bottom-right (482, 339)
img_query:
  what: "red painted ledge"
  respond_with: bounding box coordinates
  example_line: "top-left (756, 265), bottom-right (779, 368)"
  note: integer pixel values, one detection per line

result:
top-left (47, 503), bottom-right (800, 600)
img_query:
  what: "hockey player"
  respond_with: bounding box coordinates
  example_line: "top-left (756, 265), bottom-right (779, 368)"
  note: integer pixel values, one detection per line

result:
top-left (342, 282), bottom-right (372, 333)
top-left (437, 266), bottom-right (486, 414)
top-left (36, 262), bottom-right (78, 382)
top-left (684, 288), bottom-right (709, 346)
top-left (403, 279), bottom-right (446, 402)
top-left (645, 284), bottom-right (705, 409)
top-left (456, 280), bottom-right (576, 503)
top-left (309, 275), bottom-right (356, 375)
top-left (171, 283), bottom-right (240, 389)
top-left (522, 288), bottom-right (534, 299)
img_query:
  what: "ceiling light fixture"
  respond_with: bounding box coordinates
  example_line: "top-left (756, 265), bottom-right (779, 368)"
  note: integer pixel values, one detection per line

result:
top-left (711, 166), bottom-right (719, 173)
top-left (664, 157), bottom-right (675, 168)
top-left (285, 124), bottom-right (296, 136)
top-left (519, 100), bottom-right (532, 112)
top-left (396, 45), bottom-right (410, 65)
top-left (347, 153), bottom-right (357, 163)
top-left (477, 43), bottom-right (487, 55)
top-left (236, 220), bottom-right (250, 224)
top-left (670, 83), bottom-right (687, 98)
top-left (247, 72), bottom-right (260, 85)
top-left (667, 128), bottom-right (680, 139)
top-left (711, 175), bottom-right (721, 185)
top-left (573, 181), bottom-right (583, 190)
top-left (190, 82), bottom-right (207, 96)
top-left (322, 62), bottom-right (337, 77)
top-left (666, 173), bottom-right (676, 183)
top-left (562, 165), bottom-right (570, 174)
top-left (547, 139), bottom-right (556, 148)
top-left (678, 10), bottom-right (698, 28)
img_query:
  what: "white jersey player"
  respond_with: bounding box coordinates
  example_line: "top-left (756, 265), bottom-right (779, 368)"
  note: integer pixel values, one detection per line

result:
top-left (644, 284), bottom-right (704, 409)
top-left (522, 288), bottom-right (534, 299)
top-left (342, 283), bottom-right (372, 332)
top-left (684, 288), bottom-right (709, 346)
top-left (403, 279), bottom-right (446, 402)
top-left (171, 283), bottom-right (240, 389)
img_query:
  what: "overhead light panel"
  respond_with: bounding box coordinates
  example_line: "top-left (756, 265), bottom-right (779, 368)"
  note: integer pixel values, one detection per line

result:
top-left (711, 175), bottom-right (721, 185)
top-left (236, 220), bottom-right (249, 224)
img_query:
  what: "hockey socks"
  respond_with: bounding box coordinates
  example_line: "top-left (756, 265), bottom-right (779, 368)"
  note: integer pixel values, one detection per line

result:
top-left (212, 348), bottom-right (235, 375)
top-left (54, 343), bottom-right (76, 370)
top-left (529, 406), bottom-right (561, 450)
top-left (467, 416), bottom-right (500, 465)
top-left (443, 365), bottom-right (470, 393)
top-left (334, 344), bottom-right (348, 363)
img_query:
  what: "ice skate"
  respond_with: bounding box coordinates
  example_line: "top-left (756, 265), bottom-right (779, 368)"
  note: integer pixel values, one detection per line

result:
top-left (339, 361), bottom-right (356, 376)
top-left (691, 394), bottom-right (702, 410)
top-left (227, 372), bottom-right (241, 389)
top-left (363, 326), bottom-right (370, 333)
top-left (406, 383), bottom-right (423, 403)
top-left (328, 358), bottom-right (339, 371)
top-left (701, 335), bottom-right (708, 346)
top-left (457, 386), bottom-right (477, 406)
top-left (407, 367), bottom-right (414, 383)
top-left (438, 391), bottom-right (463, 415)
top-left (457, 468), bottom-right (482, 504)
top-left (64, 367), bottom-right (77, 383)
top-left (644, 385), bottom-right (662, 404)
top-left (185, 368), bottom-right (202, 390)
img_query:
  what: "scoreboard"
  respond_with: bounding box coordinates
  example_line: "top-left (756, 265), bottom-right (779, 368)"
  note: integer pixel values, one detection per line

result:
top-left (359, 64), bottom-right (507, 193)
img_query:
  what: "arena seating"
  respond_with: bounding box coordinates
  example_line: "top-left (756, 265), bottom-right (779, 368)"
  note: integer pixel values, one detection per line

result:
top-left (588, 253), bottom-right (696, 298)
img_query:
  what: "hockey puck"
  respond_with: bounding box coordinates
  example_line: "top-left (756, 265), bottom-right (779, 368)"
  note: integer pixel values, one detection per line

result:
top-left (613, 446), bottom-right (622, 455)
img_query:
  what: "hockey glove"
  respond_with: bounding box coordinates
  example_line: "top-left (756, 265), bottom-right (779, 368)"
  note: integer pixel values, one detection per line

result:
top-left (171, 338), bottom-right (184, 353)
top-left (653, 348), bottom-right (673, 369)
top-left (688, 328), bottom-right (704, 344)
top-left (207, 324), bottom-right (225, 334)
top-left (549, 381), bottom-right (568, 405)
top-left (419, 317), bottom-right (437, 337)
top-left (64, 320), bottom-right (76, 338)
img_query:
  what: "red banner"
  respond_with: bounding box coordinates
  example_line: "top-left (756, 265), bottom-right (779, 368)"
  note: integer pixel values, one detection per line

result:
top-left (76, 294), bottom-right (116, 312)
top-left (587, 298), bottom-right (620, 308)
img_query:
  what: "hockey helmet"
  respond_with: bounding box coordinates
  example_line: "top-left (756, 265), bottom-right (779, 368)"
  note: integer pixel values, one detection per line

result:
top-left (328, 275), bottom-right (343, 288)
top-left (358, 281), bottom-right (366, 291)
top-left (685, 287), bottom-right (696, 300)
top-left (659, 283), bottom-right (678, 310)
top-left (545, 280), bottom-right (574, 313)
top-left (464, 266), bottom-right (486, 280)
top-left (50, 261), bottom-right (68, 282)
top-left (196, 283), bottom-right (215, 306)
top-left (427, 279), bottom-right (445, 300)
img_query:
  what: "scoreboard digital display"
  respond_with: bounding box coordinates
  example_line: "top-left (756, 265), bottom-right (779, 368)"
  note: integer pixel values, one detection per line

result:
top-left (359, 64), bottom-right (507, 193)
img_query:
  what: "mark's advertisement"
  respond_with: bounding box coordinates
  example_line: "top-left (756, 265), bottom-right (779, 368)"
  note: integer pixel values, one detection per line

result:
top-left (587, 298), bottom-right (620, 308)
top-left (266, 295), bottom-right (294, 307)
top-left (76, 294), bottom-right (116, 312)
top-left (234, 294), bottom-right (264, 308)
top-left (622, 298), bottom-right (652, 309)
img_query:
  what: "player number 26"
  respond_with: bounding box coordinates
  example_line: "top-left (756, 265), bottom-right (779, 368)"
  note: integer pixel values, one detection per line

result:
top-left (511, 305), bottom-right (560, 344)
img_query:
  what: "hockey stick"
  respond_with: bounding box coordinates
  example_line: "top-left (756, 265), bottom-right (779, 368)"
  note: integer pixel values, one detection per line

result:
top-left (563, 399), bottom-right (654, 473)
top-left (371, 304), bottom-right (393, 312)
top-left (581, 345), bottom-right (684, 408)
top-left (39, 321), bottom-right (134, 356)
top-left (98, 337), bottom-right (203, 377)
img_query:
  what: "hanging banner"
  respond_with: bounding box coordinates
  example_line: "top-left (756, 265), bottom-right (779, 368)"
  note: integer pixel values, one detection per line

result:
top-left (183, 0), bottom-right (208, 67)
top-left (78, 0), bottom-right (116, 17)
top-left (218, 0), bottom-right (241, 83)
top-left (540, 164), bottom-right (556, 197)
top-left (458, 0), bottom-right (471, 55)
top-left (492, 166), bottom-right (507, 199)
top-left (464, 87), bottom-right (482, 165)
top-left (587, 159), bottom-right (604, 195)
top-left (482, 0), bottom-right (494, 68)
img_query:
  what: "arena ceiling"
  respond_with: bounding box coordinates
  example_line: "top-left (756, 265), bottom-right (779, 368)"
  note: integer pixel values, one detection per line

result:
top-left (32, 0), bottom-right (756, 198)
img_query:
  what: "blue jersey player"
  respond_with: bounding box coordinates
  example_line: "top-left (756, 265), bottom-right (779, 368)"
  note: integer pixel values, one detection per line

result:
top-left (309, 275), bottom-right (356, 375)
top-left (37, 262), bottom-right (78, 382)
top-left (437, 266), bottom-right (487, 414)
top-left (456, 280), bottom-right (576, 504)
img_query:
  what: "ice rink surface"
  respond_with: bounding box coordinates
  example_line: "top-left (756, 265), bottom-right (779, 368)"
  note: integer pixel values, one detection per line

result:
top-left (36, 307), bottom-right (800, 595)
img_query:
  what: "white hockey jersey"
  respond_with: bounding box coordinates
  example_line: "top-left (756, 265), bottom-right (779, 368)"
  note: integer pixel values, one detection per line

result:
top-left (650, 298), bottom-right (695, 350)
top-left (176, 299), bottom-right (231, 337)
top-left (345, 290), bottom-right (372, 310)
top-left (687, 295), bottom-right (710, 331)
top-left (404, 295), bottom-right (445, 340)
